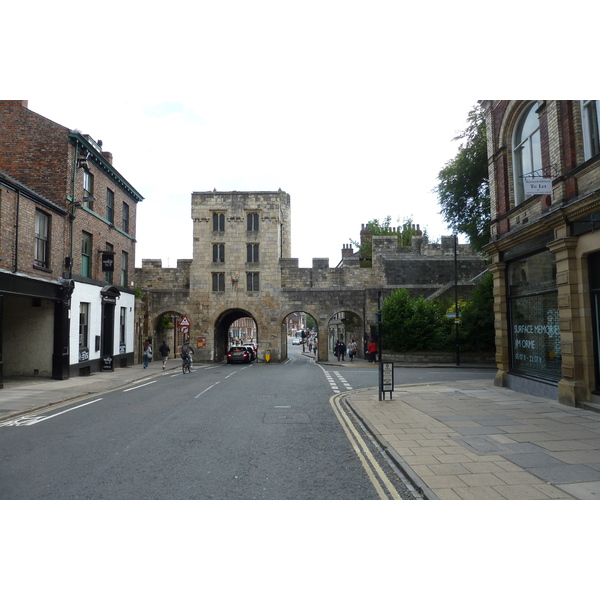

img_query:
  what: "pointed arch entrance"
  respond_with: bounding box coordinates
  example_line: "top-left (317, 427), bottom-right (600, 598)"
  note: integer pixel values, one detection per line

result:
top-left (214, 308), bottom-right (258, 362)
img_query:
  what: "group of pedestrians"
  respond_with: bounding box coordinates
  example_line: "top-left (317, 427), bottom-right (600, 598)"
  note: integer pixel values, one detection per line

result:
top-left (142, 339), bottom-right (194, 370)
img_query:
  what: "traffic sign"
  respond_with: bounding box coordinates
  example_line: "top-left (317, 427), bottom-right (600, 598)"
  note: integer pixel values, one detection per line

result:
top-left (181, 326), bottom-right (189, 334)
top-left (180, 315), bottom-right (190, 327)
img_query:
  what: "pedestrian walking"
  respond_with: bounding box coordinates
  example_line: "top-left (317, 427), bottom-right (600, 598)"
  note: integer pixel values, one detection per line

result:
top-left (336, 339), bottom-right (346, 361)
top-left (159, 340), bottom-right (170, 370)
top-left (348, 339), bottom-right (357, 362)
top-left (143, 341), bottom-right (153, 368)
top-left (367, 340), bottom-right (377, 362)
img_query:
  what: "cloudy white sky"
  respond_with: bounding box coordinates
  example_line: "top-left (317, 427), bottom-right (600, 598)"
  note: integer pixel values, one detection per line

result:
top-left (6, 1), bottom-right (588, 270)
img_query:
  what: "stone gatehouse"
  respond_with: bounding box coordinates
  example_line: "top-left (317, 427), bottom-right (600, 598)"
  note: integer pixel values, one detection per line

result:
top-left (135, 190), bottom-right (488, 363)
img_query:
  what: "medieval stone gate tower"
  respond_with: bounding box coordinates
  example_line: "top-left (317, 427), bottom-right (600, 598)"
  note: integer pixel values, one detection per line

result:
top-left (136, 190), bottom-right (488, 364)
top-left (188, 190), bottom-right (292, 362)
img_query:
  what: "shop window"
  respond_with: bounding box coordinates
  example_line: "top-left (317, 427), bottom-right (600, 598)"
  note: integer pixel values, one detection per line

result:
top-left (508, 251), bottom-right (561, 379)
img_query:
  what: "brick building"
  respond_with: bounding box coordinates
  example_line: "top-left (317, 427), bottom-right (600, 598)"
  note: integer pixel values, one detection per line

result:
top-left (0, 101), bottom-right (143, 384)
top-left (482, 101), bottom-right (600, 407)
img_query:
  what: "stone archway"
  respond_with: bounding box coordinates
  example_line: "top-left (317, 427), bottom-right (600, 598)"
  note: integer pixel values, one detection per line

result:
top-left (327, 309), bottom-right (365, 360)
top-left (153, 311), bottom-right (184, 358)
top-left (281, 310), bottom-right (320, 361)
top-left (214, 308), bottom-right (257, 362)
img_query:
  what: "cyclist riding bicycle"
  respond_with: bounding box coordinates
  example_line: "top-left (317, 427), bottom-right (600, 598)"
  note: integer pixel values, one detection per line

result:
top-left (181, 339), bottom-right (195, 373)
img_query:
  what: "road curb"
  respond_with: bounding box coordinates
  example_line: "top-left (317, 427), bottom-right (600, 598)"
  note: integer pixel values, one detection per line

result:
top-left (343, 390), bottom-right (437, 500)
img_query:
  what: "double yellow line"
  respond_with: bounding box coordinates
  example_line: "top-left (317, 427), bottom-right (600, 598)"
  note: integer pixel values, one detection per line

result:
top-left (329, 393), bottom-right (402, 500)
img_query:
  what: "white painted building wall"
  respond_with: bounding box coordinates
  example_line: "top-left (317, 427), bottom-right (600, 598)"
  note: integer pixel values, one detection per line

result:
top-left (69, 282), bottom-right (135, 367)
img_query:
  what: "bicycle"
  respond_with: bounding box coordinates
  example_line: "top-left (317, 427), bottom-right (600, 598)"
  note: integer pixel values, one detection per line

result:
top-left (182, 353), bottom-right (192, 374)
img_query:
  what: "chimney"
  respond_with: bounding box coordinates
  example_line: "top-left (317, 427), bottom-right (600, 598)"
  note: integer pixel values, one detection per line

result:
top-left (342, 244), bottom-right (354, 259)
top-left (102, 151), bottom-right (113, 165)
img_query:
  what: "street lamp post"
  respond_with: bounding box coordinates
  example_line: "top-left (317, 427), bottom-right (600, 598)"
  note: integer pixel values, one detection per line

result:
top-left (454, 233), bottom-right (460, 366)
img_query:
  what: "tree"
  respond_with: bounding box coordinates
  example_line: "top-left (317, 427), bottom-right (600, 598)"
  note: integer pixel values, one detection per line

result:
top-left (435, 104), bottom-right (490, 252)
top-left (350, 216), bottom-right (426, 264)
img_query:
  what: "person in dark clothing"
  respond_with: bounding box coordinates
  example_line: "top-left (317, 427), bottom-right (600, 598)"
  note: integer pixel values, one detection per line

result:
top-left (159, 340), bottom-right (170, 370)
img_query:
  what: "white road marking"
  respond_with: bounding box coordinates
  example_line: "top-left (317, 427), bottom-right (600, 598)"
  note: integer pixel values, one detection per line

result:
top-left (0, 397), bottom-right (104, 427)
top-left (123, 381), bottom-right (157, 392)
top-left (195, 381), bottom-right (220, 398)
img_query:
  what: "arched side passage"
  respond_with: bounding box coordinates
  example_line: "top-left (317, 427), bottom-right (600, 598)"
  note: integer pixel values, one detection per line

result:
top-left (327, 308), bottom-right (365, 360)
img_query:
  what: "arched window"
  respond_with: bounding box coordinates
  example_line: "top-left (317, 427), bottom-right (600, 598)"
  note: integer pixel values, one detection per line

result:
top-left (513, 103), bottom-right (542, 205)
top-left (582, 100), bottom-right (600, 160)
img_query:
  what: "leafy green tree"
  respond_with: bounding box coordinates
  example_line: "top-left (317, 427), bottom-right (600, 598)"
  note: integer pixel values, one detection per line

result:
top-left (435, 104), bottom-right (490, 252)
top-left (350, 216), bottom-right (425, 264)
top-left (382, 289), bottom-right (452, 352)
top-left (458, 272), bottom-right (495, 351)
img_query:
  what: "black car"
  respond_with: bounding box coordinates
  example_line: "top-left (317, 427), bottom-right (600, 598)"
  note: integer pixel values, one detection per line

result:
top-left (227, 346), bottom-right (251, 364)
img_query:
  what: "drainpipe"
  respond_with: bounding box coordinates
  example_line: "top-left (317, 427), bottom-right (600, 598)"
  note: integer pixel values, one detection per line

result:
top-left (68, 144), bottom-right (78, 278)
top-left (12, 190), bottom-right (20, 273)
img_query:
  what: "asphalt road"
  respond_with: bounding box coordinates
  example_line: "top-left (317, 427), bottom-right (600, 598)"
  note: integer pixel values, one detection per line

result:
top-left (0, 348), bottom-right (395, 499)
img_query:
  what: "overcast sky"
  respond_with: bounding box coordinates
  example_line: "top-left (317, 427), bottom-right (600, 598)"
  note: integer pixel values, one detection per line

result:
top-left (6, 1), bottom-right (587, 269)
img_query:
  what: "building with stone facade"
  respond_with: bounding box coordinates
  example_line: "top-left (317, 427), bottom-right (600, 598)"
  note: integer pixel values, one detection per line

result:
top-left (0, 101), bottom-right (143, 385)
top-left (136, 190), bottom-right (488, 364)
top-left (482, 100), bottom-right (600, 407)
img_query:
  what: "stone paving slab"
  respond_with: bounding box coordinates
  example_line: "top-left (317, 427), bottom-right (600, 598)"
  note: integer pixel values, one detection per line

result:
top-left (345, 380), bottom-right (600, 500)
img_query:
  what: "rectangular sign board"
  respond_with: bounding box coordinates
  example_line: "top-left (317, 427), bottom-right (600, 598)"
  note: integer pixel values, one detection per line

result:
top-left (382, 362), bottom-right (394, 392)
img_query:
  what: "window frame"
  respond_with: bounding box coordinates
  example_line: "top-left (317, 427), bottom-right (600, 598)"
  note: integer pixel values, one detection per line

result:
top-left (122, 202), bottom-right (130, 234)
top-left (79, 302), bottom-right (90, 349)
top-left (213, 212), bottom-right (225, 232)
top-left (212, 272), bottom-right (225, 292)
top-left (83, 170), bottom-right (94, 208)
top-left (247, 212), bottom-right (259, 231)
top-left (582, 100), bottom-right (600, 161)
top-left (106, 188), bottom-right (114, 224)
top-left (121, 251), bottom-right (128, 287)
top-left (81, 231), bottom-right (92, 278)
top-left (246, 272), bottom-right (260, 292)
top-left (34, 209), bottom-right (50, 269)
top-left (212, 243), bottom-right (225, 263)
top-left (246, 243), bottom-right (259, 263)
top-left (512, 102), bottom-right (542, 206)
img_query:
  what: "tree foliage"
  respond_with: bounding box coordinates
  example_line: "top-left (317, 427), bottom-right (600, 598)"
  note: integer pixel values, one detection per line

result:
top-left (381, 277), bottom-right (495, 353)
top-left (435, 104), bottom-right (490, 252)
top-left (350, 216), bottom-right (426, 263)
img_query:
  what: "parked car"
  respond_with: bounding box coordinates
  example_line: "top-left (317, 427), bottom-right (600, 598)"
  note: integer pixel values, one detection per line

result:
top-left (227, 346), bottom-right (251, 364)
top-left (292, 338), bottom-right (301, 345)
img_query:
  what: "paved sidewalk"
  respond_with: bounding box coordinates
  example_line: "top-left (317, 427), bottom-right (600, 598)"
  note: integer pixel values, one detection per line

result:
top-left (344, 381), bottom-right (600, 500)
top-left (0, 359), bottom-right (179, 420)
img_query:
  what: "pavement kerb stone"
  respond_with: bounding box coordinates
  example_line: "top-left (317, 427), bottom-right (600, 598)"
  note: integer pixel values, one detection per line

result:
top-left (342, 388), bottom-right (438, 500)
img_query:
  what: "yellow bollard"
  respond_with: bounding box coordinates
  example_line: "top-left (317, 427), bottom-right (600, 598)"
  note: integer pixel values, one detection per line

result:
top-left (264, 350), bottom-right (271, 362)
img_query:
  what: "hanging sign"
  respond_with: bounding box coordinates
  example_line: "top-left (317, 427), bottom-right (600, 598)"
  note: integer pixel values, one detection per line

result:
top-left (524, 178), bottom-right (552, 195)
top-left (101, 253), bottom-right (115, 272)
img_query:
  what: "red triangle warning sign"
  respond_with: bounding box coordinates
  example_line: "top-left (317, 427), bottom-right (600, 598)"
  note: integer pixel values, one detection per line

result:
top-left (180, 315), bottom-right (190, 327)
